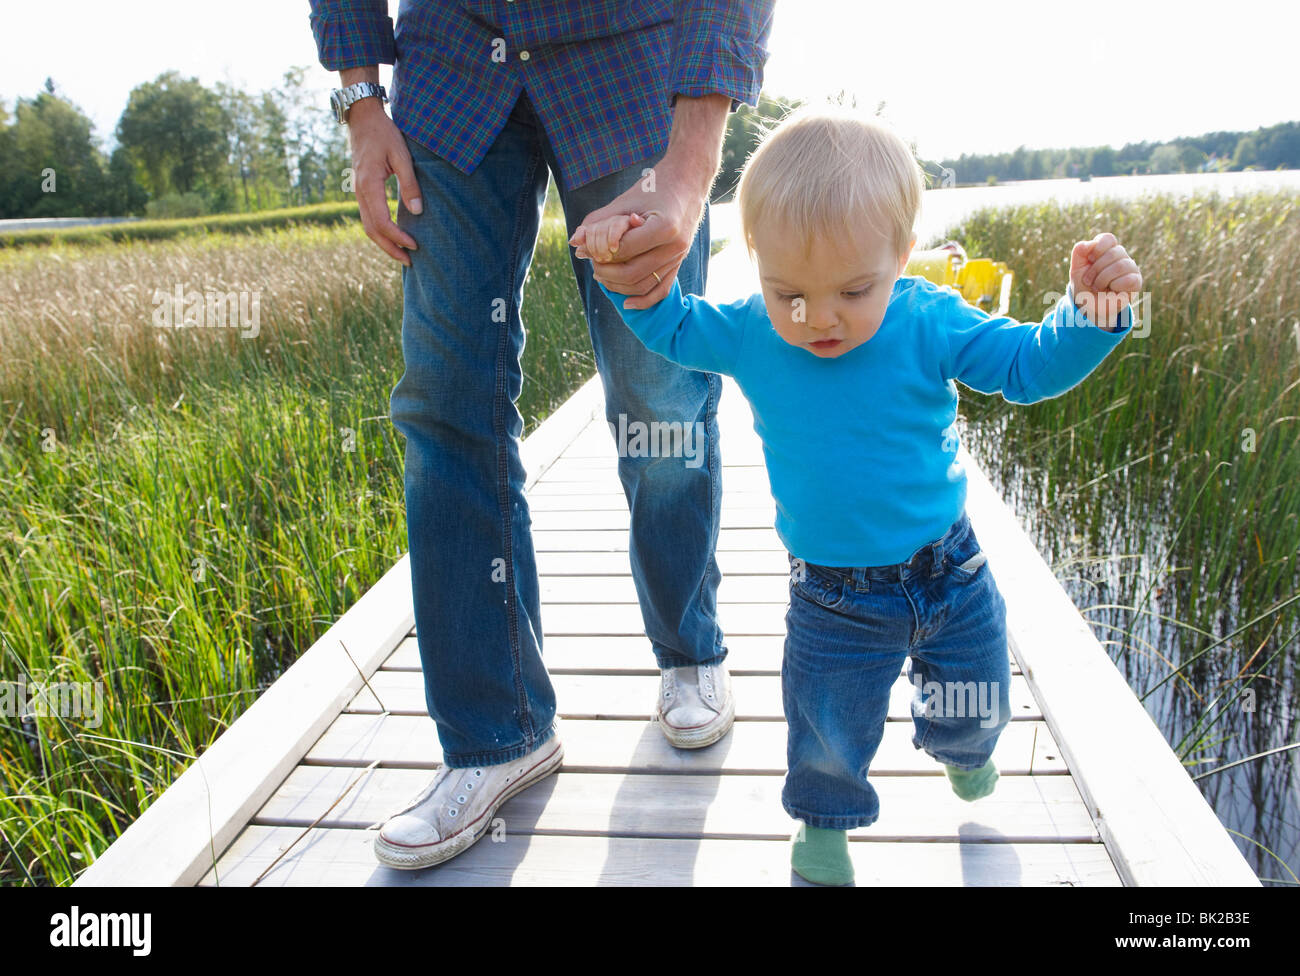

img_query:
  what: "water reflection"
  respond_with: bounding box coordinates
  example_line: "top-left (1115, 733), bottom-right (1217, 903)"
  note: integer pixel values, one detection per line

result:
top-left (963, 414), bottom-right (1299, 886)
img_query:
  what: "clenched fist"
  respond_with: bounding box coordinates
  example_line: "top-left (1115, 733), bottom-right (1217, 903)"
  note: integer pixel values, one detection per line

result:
top-left (1069, 232), bottom-right (1142, 330)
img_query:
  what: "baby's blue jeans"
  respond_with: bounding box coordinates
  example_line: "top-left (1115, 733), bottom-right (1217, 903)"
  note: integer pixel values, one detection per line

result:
top-left (782, 510), bottom-right (1012, 829)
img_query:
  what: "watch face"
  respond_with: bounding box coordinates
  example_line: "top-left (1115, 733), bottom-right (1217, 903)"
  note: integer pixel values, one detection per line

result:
top-left (330, 90), bottom-right (345, 122)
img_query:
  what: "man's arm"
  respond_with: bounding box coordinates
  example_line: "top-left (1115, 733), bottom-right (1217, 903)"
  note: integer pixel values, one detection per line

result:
top-left (662, 92), bottom-right (733, 211)
top-left (308, 0), bottom-right (396, 70)
top-left (660, 0), bottom-right (776, 196)
top-left (668, 0), bottom-right (776, 114)
top-left (574, 1), bottom-right (775, 309)
top-left (308, 2), bottom-right (420, 265)
top-left (575, 93), bottom-right (729, 309)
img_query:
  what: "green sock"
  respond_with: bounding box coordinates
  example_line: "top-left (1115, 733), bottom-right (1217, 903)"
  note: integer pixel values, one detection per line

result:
top-left (791, 824), bottom-right (854, 885)
top-left (945, 758), bottom-right (998, 801)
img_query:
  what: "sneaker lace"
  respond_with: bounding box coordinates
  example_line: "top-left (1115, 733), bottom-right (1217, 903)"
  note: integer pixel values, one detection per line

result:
top-left (446, 767), bottom-right (485, 820)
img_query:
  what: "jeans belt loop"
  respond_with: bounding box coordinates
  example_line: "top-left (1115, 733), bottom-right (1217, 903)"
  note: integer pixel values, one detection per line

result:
top-left (930, 538), bottom-right (944, 578)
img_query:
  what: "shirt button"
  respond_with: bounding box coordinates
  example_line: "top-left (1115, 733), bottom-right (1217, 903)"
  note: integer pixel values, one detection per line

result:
top-left (519, 50), bottom-right (530, 60)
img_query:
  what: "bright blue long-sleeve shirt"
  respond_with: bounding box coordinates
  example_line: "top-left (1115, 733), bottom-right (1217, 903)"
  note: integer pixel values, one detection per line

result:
top-left (597, 274), bottom-right (1135, 567)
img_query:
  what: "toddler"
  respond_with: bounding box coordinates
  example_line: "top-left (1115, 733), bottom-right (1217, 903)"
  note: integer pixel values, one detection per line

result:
top-left (570, 104), bottom-right (1141, 885)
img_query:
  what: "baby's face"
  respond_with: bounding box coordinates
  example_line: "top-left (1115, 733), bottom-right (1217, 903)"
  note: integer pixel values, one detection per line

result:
top-left (753, 221), bottom-right (914, 358)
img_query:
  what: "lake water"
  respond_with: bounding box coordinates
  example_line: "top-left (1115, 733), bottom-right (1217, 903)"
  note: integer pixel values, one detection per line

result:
top-left (916, 170), bottom-right (1300, 243)
top-left (711, 169), bottom-right (1300, 247)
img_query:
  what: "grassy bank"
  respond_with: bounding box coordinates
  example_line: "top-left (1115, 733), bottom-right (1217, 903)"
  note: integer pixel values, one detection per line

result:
top-left (0, 217), bottom-right (594, 885)
top-left (0, 202), bottom-right (375, 250)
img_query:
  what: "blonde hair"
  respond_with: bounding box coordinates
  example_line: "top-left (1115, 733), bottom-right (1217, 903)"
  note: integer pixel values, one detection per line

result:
top-left (735, 102), bottom-right (924, 265)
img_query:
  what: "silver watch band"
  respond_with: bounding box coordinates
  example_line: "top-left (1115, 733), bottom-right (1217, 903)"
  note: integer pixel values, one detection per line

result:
top-left (330, 82), bottom-right (388, 124)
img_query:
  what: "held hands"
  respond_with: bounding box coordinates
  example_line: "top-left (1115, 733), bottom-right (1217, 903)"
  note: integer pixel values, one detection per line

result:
top-left (568, 156), bottom-right (707, 310)
top-left (570, 212), bottom-right (653, 310)
top-left (1069, 232), bottom-right (1142, 329)
top-left (570, 211), bottom-right (647, 263)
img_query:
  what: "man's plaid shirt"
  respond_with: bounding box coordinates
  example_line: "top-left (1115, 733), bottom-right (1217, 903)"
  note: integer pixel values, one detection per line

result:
top-left (309, 1), bottom-right (775, 193)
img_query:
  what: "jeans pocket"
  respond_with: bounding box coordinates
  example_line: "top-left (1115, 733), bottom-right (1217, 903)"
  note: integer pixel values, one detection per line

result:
top-left (948, 545), bottom-right (988, 583)
top-left (790, 562), bottom-right (849, 610)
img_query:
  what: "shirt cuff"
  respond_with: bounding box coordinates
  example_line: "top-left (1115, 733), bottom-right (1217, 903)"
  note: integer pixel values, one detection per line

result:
top-left (309, 4), bottom-right (397, 70)
top-left (1063, 282), bottom-right (1135, 336)
top-left (669, 34), bottom-right (769, 112)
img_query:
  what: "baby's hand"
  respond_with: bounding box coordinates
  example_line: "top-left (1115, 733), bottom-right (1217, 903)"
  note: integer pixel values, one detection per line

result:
top-left (1069, 232), bottom-right (1142, 329)
top-left (570, 211), bottom-right (646, 262)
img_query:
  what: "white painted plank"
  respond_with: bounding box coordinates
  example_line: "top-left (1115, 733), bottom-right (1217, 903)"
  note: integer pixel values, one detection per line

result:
top-left (562, 424), bottom-right (767, 463)
top-left (527, 601), bottom-right (792, 633)
top-left (519, 377), bottom-right (605, 491)
top-left (528, 506), bottom-right (776, 530)
top-left (535, 549), bottom-right (792, 575)
top-left (343, 670), bottom-right (1043, 722)
top-left (250, 767), bottom-right (1100, 842)
top-left (527, 470), bottom-right (771, 494)
top-left (250, 769), bottom-right (1097, 842)
top-left (530, 528), bottom-right (786, 552)
top-left (198, 828), bottom-right (1119, 887)
top-left (529, 458), bottom-right (769, 486)
top-left (382, 633), bottom-right (1021, 676)
top-left (536, 573), bottom-right (789, 603)
top-left (527, 489), bottom-right (778, 511)
top-left (304, 715), bottom-right (1068, 776)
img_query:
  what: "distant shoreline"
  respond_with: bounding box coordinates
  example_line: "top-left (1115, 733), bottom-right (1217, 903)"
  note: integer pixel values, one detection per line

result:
top-left (0, 216), bottom-right (141, 232)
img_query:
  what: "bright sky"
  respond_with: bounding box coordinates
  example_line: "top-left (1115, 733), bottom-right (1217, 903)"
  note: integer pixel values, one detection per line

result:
top-left (3, 0), bottom-right (1296, 161)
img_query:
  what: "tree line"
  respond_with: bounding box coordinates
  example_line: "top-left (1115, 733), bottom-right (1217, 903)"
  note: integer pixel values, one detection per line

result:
top-left (2, 74), bottom-right (1297, 220)
top-left (925, 121), bottom-right (1300, 186)
top-left (0, 70), bottom-right (349, 220)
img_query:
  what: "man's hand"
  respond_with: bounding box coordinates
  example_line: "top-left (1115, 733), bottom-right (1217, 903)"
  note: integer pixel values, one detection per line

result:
top-left (1069, 232), bottom-right (1142, 329)
top-left (569, 93), bottom-right (729, 310)
top-left (346, 92), bottom-right (422, 267)
top-left (569, 159), bottom-right (710, 310)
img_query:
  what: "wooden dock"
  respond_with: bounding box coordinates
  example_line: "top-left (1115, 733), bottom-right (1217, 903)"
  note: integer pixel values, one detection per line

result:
top-left (74, 237), bottom-right (1260, 888)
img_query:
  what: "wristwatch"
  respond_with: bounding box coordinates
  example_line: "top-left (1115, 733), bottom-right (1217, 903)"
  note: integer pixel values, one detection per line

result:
top-left (330, 82), bottom-right (388, 124)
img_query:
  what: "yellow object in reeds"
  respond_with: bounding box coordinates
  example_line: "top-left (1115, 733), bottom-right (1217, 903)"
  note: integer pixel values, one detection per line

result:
top-left (906, 242), bottom-right (1013, 315)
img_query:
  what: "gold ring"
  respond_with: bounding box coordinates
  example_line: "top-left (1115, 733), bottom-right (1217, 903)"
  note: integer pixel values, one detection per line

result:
top-left (651, 271), bottom-right (662, 284)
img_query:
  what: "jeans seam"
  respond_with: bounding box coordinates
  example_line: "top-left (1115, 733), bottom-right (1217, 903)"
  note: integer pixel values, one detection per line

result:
top-left (698, 368), bottom-right (720, 614)
top-left (917, 703), bottom-right (937, 754)
top-left (901, 578), bottom-right (922, 648)
top-left (498, 138), bottom-right (544, 744)
top-left (692, 221), bottom-right (724, 662)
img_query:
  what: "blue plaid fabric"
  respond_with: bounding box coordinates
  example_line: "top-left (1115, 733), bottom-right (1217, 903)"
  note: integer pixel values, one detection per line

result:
top-left (309, 0), bottom-right (774, 192)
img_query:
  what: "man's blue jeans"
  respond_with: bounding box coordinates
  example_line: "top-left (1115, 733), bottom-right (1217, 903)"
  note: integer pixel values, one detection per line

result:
top-left (782, 511), bottom-right (1012, 829)
top-left (389, 90), bottom-right (727, 768)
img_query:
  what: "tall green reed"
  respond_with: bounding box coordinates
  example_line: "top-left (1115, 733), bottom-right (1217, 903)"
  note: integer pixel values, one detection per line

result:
top-left (950, 190), bottom-right (1299, 882)
top-left (0, 216), bottom-right (595, 884)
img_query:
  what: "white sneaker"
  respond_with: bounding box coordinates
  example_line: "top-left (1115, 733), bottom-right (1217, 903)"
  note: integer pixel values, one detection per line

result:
top-left (372, 736), bottom-right (563, 870)
top-left (656, 662), bottom-right (734, 749)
